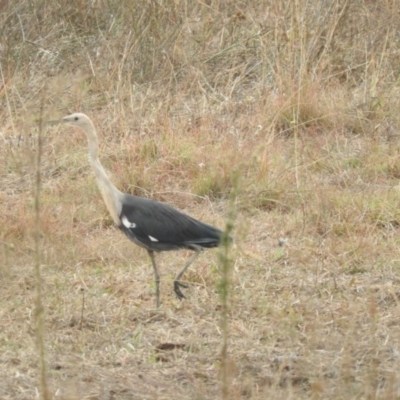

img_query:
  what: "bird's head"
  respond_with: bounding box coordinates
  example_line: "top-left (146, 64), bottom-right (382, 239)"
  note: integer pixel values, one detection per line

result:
top-left (62, 112), bottom-right (93, 132)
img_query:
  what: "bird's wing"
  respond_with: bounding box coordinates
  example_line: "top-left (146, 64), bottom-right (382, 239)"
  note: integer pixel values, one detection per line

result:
top-left (119, 196), bottom-right (222, 250)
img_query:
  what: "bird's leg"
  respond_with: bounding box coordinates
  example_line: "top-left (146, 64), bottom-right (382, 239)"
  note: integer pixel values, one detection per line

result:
top-left (174, 247), bottom-right (202, 300)
top-left (147, 250), bottom-right (160, 308)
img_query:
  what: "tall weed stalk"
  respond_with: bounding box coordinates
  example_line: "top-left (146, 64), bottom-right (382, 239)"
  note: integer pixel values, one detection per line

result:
top-left (34, 99), bottom-right (50, 400)
top-left (218, 173), bottom-right (238, 399)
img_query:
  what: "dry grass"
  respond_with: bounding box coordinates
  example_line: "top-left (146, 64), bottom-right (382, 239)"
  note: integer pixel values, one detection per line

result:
top-left (2, 0), bottom-right (400, 398)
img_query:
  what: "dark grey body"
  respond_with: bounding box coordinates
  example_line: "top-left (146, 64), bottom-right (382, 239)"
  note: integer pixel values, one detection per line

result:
top-left (118, 194), bottom-right (223, 251)
top-left (116, 194), bottom-right (228, 304)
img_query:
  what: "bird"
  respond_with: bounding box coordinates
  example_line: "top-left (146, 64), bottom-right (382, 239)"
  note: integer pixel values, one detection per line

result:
top-left (62, 112), bottom-right (230, 307)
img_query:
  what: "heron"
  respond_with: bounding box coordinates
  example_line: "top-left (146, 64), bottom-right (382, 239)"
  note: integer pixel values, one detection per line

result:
top-left (62, 112), bottom-right (229, 307)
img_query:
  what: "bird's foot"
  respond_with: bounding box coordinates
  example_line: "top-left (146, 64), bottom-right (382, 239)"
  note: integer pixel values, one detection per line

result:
top-left (174, 280), bottom-right (188, 300)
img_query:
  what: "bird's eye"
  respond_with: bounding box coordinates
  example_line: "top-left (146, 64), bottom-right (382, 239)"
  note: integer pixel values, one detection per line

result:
top-left (74, 117), bottom-right (79, 121)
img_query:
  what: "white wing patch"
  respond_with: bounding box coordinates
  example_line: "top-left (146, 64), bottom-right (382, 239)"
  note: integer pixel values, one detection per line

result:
top-left (148, 235), bottom-right (159, 242)
top-left (121, 215), bottom-right (136, 229)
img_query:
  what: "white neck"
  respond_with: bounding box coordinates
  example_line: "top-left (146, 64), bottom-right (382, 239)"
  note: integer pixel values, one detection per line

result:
top-left (84, 121), bottom-right (123, 224)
